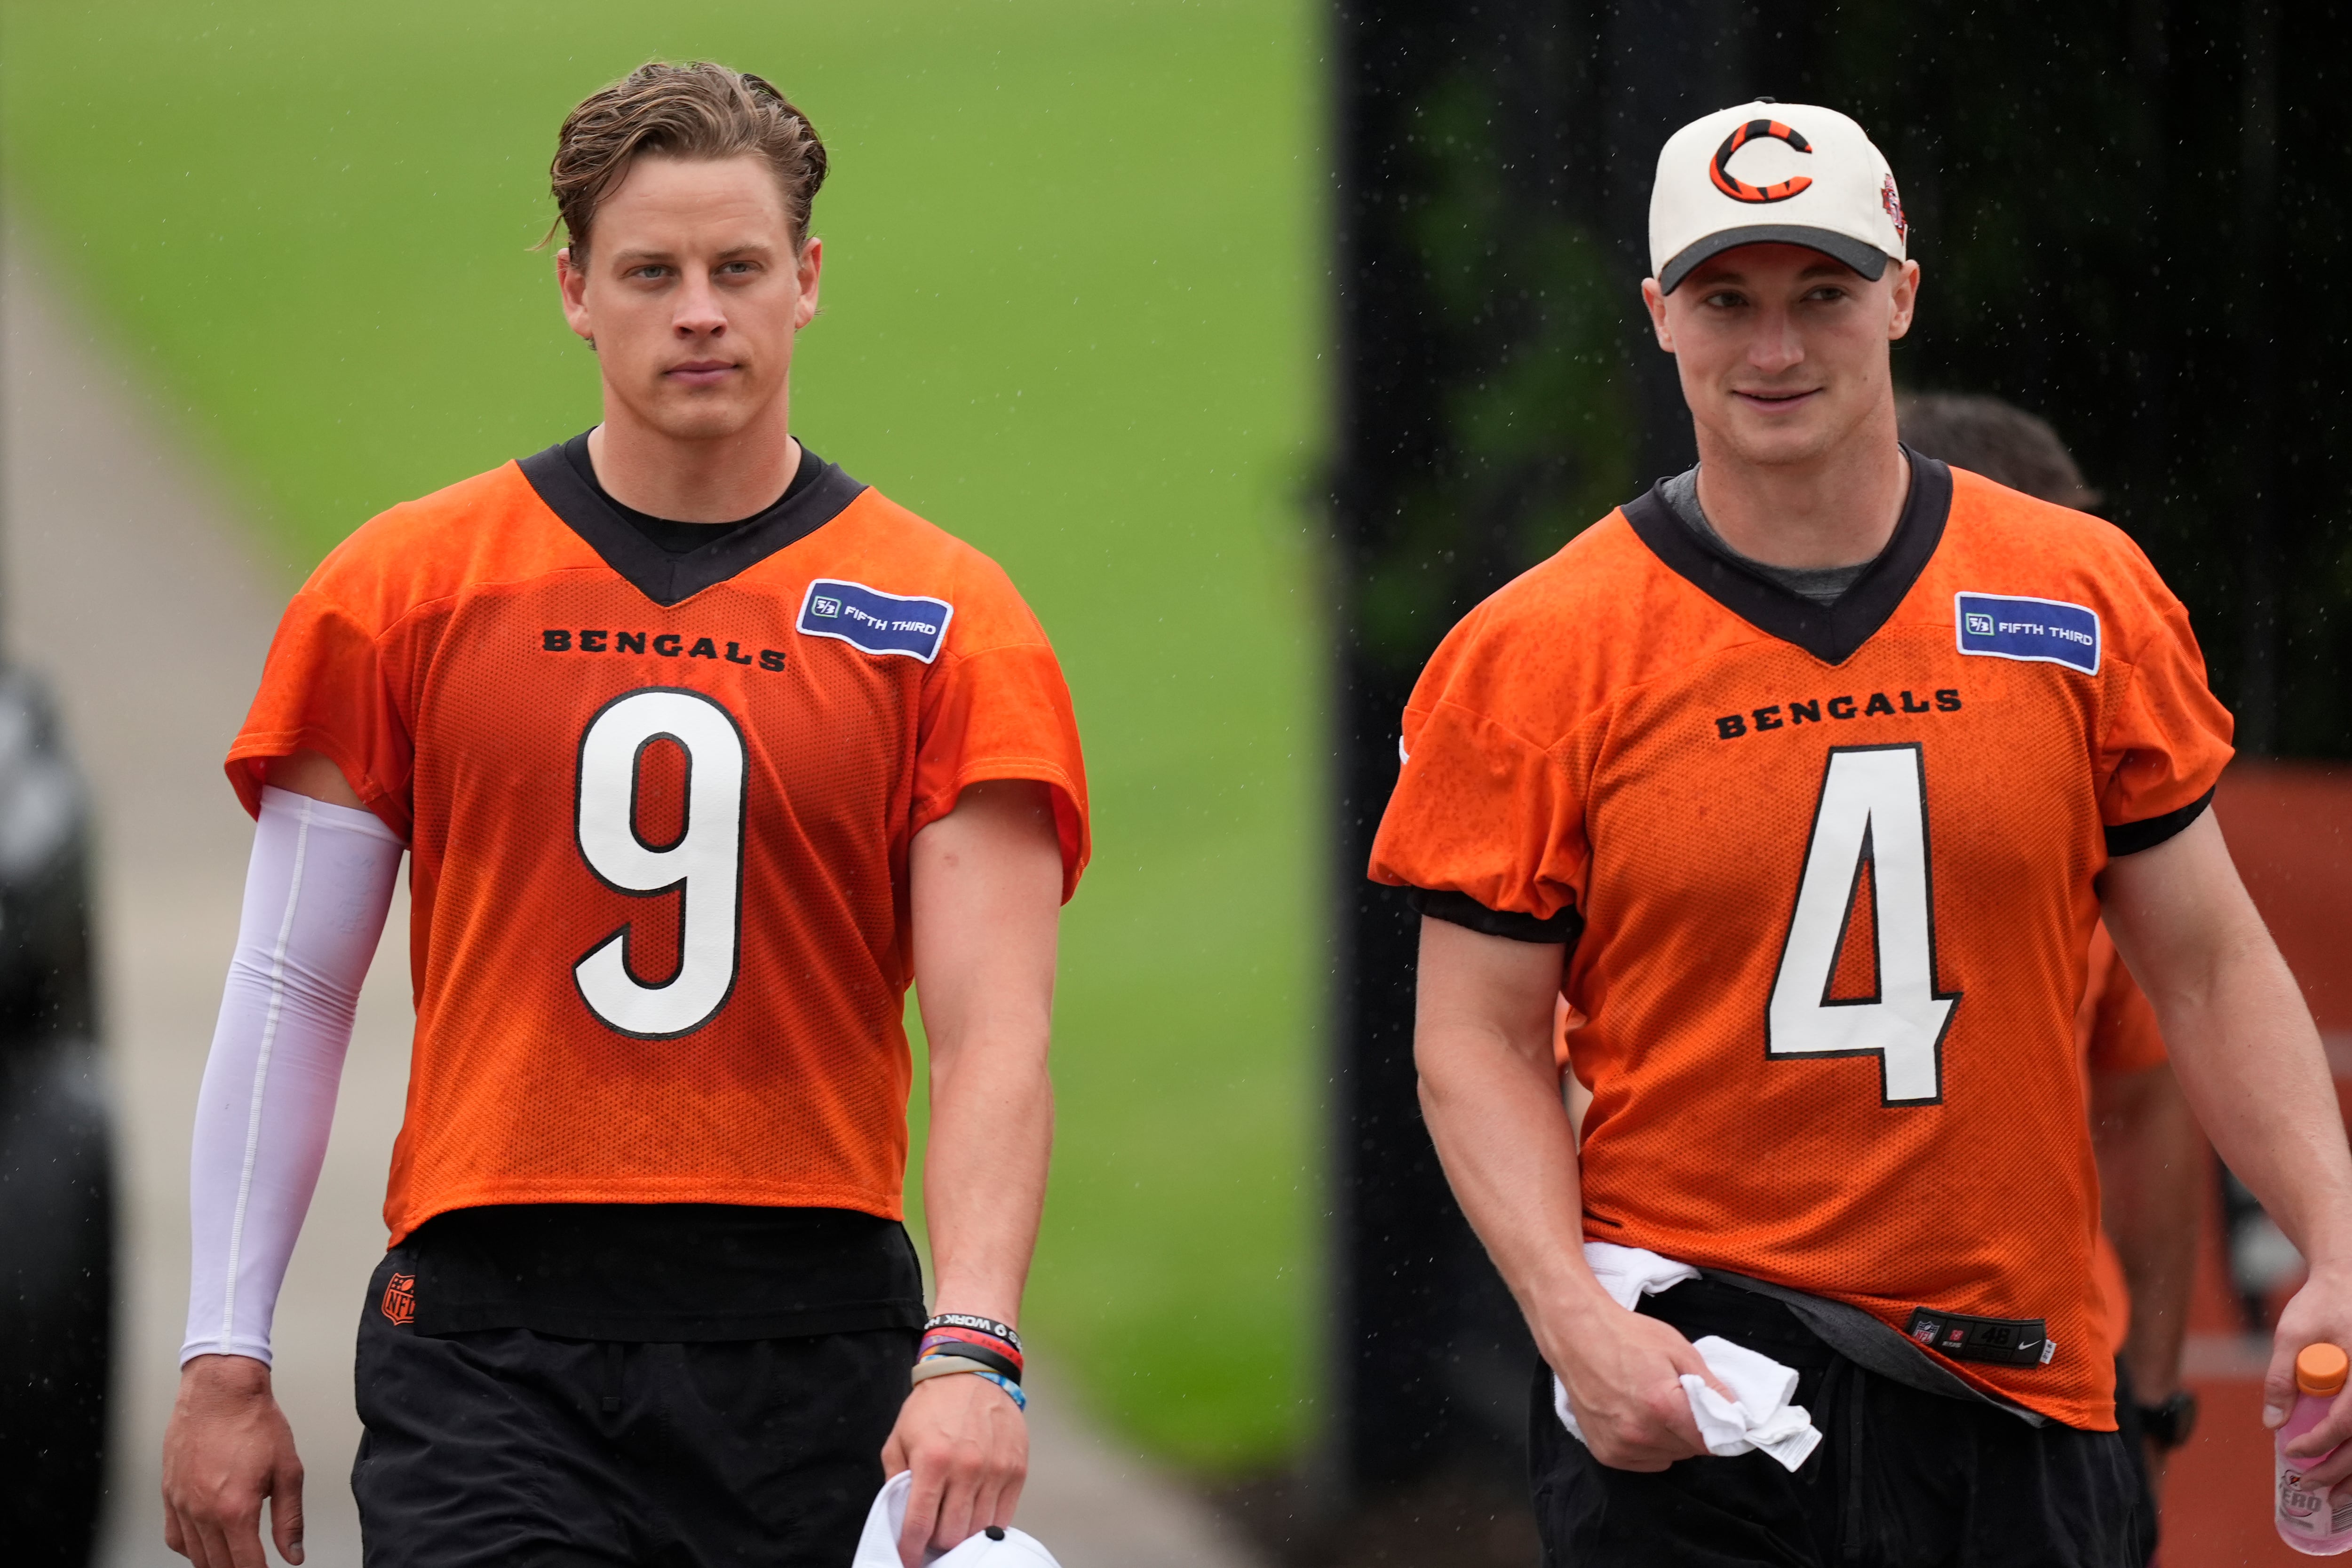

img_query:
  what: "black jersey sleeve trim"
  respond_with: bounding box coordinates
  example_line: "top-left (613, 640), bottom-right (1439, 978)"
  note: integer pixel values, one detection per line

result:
top-left (1621, 447), bottom-right (1952, 666)
top-left (1406, 886), bottom-right (1582, 944)
top-left (2105, 787), bottom-right (2216, 857)
top-left (517, 432), bottom-right (868, 607)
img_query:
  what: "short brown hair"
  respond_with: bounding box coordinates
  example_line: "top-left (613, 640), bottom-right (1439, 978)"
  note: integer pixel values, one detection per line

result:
top-left (1895, 392), bottom-right (2101, 510)
top-left (549, 61), bottom-right (827, 262)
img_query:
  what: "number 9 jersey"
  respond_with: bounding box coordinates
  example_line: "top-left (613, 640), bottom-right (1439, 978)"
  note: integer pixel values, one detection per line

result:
top-left (1368, 452), bottom-right (2232, 1428)
top-left (228, 442), bottom-right (1090, 1248)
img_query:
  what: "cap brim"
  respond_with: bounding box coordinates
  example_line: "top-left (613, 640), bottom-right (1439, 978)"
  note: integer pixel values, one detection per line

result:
top-left (1658, 226), bottom-right (1891, 293)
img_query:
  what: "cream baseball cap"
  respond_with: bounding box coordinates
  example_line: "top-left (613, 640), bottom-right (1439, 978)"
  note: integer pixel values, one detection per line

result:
top-left (854, 1473), bottom-right (1065, 1568)
top-left (1649, 101), bottom-right (1907, 293)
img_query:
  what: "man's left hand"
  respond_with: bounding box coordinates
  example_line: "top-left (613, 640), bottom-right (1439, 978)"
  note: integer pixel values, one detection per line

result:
top-left (2270, 1264), bottom-right (2352, 1488)
top-left (882, 1372), bottom-right (1027, 1567)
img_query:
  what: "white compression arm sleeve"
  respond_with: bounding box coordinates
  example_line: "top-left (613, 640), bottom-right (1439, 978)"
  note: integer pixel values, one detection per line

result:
top-left (182, 785), bottom-right (404, 1366)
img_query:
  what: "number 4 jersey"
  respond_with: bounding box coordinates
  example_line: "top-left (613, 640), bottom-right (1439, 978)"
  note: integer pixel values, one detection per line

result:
top-left (1368, 451), bottom-right (2232, 1428)
top-left (229, 438), bottom-right (1089, 1247)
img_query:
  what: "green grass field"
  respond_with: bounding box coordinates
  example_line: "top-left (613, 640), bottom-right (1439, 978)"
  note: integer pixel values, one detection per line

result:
top-left (1, 0), bottom-right (1324, 1467)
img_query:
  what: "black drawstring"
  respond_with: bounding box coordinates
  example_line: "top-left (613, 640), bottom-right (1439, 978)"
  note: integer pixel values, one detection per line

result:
top-left (600, 1341), bottom-right (624, 1415)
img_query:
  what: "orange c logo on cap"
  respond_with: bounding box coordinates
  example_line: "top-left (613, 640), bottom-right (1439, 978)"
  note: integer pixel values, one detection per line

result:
top-left (1711, 119), bottom-right (1814, 204)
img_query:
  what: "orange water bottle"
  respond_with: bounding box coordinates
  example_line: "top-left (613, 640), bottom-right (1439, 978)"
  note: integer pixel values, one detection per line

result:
top-left (2279, 1343), bottom-right (2352, 1553)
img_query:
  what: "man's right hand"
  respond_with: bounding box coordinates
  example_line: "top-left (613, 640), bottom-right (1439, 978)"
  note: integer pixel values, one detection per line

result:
top-left (1542, 1298), bottom-right (1727, 1472)
top-left (162, 1354), bottom-right (305, 1568)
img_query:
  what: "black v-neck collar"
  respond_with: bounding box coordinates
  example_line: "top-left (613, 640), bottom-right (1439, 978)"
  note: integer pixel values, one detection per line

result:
top-left (1621, 446), bottom-right (1952, 665)
top-left (517, 432), bottom-right (868, 608)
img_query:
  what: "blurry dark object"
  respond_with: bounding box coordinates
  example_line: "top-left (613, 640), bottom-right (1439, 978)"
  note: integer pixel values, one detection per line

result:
top-left (1894, 393), bottom-right (2103, 511)
top-left (2217, 1164), bottom-right (2299, 1332)
top-left (1328, 0), bottom-right (2351, 1523)
top-left (0, 668), bottom-right (110, 1562)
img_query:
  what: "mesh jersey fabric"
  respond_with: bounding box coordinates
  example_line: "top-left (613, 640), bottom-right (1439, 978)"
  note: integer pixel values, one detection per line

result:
top-left (1369, 462), bottom-right (2233, 1429)
top-left (227, 451), bottom-right (1089, 1245)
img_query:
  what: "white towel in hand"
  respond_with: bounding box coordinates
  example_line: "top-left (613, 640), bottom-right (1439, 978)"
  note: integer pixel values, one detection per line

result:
top-left (1581, 1241), bottom-right (1702, 1308)
top-left (1552, 1243), bottom-right (1823, 1473)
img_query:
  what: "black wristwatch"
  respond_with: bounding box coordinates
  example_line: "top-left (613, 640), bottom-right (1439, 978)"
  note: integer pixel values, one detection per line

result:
top-left (2137, 1388), bottom-right (2200, 1451)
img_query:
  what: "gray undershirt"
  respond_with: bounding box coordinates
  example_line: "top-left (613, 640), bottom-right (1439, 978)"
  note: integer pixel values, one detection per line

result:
top-left (1662, 467), bottom-right (1875, 606)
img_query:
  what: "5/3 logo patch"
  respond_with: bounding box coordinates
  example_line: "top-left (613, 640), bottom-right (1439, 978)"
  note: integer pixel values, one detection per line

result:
top-left (1954, 592), bottom-right (2101, 675)
top-left (797, 579), bottom-right (954, 663)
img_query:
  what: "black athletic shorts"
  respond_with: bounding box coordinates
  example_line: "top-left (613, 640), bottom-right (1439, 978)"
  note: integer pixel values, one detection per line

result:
top-left (1528, 1276), bottom-right (2145, 1567)
top-left (352, 1251), bottom-right (918, 1567)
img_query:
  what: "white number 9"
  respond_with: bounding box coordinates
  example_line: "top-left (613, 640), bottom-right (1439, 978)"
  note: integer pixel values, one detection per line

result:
top-left (573, 688), bottom-right (747, 1037)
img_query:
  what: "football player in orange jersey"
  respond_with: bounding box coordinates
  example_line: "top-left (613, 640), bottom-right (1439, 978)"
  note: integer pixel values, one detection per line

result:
top-left (159, 63), bottom-right (1087, 1568)
top-left (1372, 101), bottom-right (2352, 1564)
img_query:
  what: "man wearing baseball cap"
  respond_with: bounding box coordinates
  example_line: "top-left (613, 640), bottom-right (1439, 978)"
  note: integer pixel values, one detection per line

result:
top-left (1370, 100), bottom-right (2352, 1562)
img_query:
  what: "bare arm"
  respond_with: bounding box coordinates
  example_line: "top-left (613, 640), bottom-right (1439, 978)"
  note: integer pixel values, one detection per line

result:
top-left (2090, 1059), bottom-right (2202, 1487)
top-left (1414, 916), bottom-right (1724, 1471)
top-left (2102, 809), bottom-right (2352, 1477)
top-left (885, 779), bottom-right (1061, 1563)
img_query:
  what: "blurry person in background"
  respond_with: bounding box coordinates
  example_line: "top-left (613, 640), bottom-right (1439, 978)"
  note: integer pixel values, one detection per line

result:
top-left (1899, 392), bottom-right (2207, 1540)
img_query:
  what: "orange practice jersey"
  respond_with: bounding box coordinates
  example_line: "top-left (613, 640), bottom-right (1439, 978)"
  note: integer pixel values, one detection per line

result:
top-left (229, 443), bottom-right (1089, 1244)
top-left (1371, 455), bottom-right (2231, 1427)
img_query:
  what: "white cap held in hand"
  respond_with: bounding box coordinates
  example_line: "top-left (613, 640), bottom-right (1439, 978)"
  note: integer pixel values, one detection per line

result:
top-left (1649, 101), bottom-right (1907, 293)
top-left (853, 1472), bottom-right (1065, 1568)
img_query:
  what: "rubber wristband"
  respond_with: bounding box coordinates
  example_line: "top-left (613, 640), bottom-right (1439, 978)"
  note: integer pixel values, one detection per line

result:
top-left (921, 1328), bottom-right (1024, 1372)
top-left (911, 1354), bottom-right (1001, 1387)
top-left (925, 1312), bottom-right (1023, 1354)
top-left (923, 1322), bottom-right (1022, 1354)
top-left (920, 1340), bottom-right (1022, 1381)
top-left (909, 1356), bottom-right (1029, 1411)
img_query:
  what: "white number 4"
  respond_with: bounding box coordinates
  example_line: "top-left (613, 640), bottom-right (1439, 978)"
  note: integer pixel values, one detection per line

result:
top-left (1766, 744), bottom-right (1960, 1106)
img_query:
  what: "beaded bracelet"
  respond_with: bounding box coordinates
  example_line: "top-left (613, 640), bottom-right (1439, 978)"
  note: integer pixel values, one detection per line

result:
top-left (925, 1312), bottom-right (1023, 1354)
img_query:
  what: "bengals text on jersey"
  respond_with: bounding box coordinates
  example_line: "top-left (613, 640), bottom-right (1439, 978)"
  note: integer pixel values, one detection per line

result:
top-left (228, 436), bottom-right (1090, 1246)
top-left (1370, 451), bottom-right (2231, 1428)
